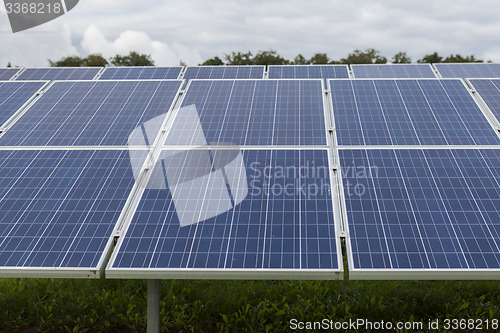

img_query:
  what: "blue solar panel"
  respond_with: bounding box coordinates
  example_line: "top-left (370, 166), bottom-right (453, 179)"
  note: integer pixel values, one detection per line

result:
top-left (0, 80), bottom-right (182, 146)
top-left (352, 64), bottom-right (436, 78)
top-left (0, 149), bottom-right (145, 277)
top-left (183, 66), bottom-right (265, 81)
top-left (0, 81), bottom-right (46, 127)
top-left (108, 149), bottom-right (341, 279)
top-left (165, 80), bottom-right (327, 146)
top-left (340, 149), bottom-right (500, 278)
top-left (99, 67), bottom-right (182, 80)
top-left (469, 79), bottom-right (500, 125)
top-left (436, 63), bottom-right (500, 78)
top-left (0, 68), bottom-right (20, 81)
top-left (268, 65), bottom-right (349, 79)
top-left (330, 79), bottom-right (500, 146)
top-left (16, 68), bottom-right (101, 81)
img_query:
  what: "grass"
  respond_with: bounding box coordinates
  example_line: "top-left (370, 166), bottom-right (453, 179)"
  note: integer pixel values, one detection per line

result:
top-left (1, 278), bottom-right (500, 332)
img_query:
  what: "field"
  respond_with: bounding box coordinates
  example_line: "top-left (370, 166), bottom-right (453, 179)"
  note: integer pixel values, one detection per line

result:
top-left (1, 277), bottom-right (500, 332)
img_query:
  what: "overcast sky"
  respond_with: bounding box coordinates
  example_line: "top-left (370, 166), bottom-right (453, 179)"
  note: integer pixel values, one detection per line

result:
top-left (1, 0), bottom-right (500, 67)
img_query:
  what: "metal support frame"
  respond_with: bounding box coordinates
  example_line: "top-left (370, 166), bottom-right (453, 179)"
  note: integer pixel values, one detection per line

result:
top-left (147, 279), bottom-right (161, 333)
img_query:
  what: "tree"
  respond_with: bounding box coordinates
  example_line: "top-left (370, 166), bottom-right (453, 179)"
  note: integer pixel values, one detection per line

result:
top-left (252, 50), bottom-right (288, 66)
top-left (225, 52), bottom-right (253, 65)
top-left (201, 56), bottom-right (224, 66)
top-left (49, 55), bottom-right (84, 67)
top-left (417, 52), bottom-right (443, 63)
top-left (443, 54), bottom-right (482, 63)
top-left (309, 53), bottom-right (330, 64)
top-left (7, 62), bottom-right (12, 68)
top-left (83, 54), bottom-right (108, 67)
top-left (110, 51), bottom-right (155, 66)
top-left (292, 54), bottom-right (308, 65)
top-left (341, 49), bottom-right (387, 64)
top-left (392, 52), bottom-right (411, 64)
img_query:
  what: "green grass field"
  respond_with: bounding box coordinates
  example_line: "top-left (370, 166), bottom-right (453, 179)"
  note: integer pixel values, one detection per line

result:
top-left (1, 278), bottom-right (500, 332)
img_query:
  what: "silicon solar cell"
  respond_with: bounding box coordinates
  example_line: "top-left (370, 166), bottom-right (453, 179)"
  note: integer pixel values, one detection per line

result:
top-left (0, 80), bottom-right (182, 146)
top-left (0, 149), bottom-right (146, 277)
top-left (99, 67), bottom-right (182, 80)
top-left (340, 149), bottom-right (500, 279)
top-left (0, 81), bottom-right (46, 127)
top-left (183, 66), bottom-right (265, 81)
top-left (268, 65), bottom-right (349, 79)
top-left (107, 149), bottom-right (342, 279)
top-left (351, 64), bottom-right (436, 78)
top-left (330, 79), bottom-right (500, 146)
top-left (16, 67), bottom-right (101, 81)
top-left (0, 68), bottom-right (20, 81)
top-left (165, 79), bottom-right (327, 146)
top-left (469, 79), bottom-right (500, 125)
top-left (436, 63), bottom-right (500, 78)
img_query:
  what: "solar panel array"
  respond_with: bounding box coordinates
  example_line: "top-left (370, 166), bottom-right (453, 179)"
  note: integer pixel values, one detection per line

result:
top-left (0, 68), bottom-right (21, 81)
top-left (351, 64), bottom-right (437, 78)
top-left (0, 63), bottom-right (499, 280)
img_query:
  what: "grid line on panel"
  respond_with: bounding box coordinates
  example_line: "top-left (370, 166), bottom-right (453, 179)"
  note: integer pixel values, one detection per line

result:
top-left (330, 79), bottom-right (500, 146)
top-left (183, 66), bottom-right (265, 81)
top-left (0, 80), bottom-right (183, 147)
top-left (436, 63), bottom-right (500, 78)
top-left (340, 149), bottom-right (500, 274)
top-left (0, 69), bottom-right (21, 81)
top-left (0, 81), bottom-right (46, 127)
top-left (99, 67), bottom-right (183, 80)
top-left (268, 65), bottom-right (349, 79)
top-left (16, 68), bottom-right (101, 81)
top-left (469, 79), bottom-right (500, 125)
top-left (351, 65), bottom-right (437, 79)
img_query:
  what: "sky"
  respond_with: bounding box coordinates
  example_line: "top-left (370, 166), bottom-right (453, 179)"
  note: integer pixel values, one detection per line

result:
top-left (1, 0), bottom-right (500, 67)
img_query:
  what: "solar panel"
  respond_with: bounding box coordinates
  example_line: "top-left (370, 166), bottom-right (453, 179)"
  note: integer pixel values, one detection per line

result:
top-left (268, 65), bottom-right (349, 79)
top-left (165, 79), bottom-right (327, 146)
top-left (16, 67), bottom-right (101, 81)
top-left (351, 64), bottom-right (436, 78)
top-left (436, 63), bottom-right (500, 78)
top-left (0, 81), bottom-right (46, 127)
top-left (0, 80), bottom-right (182, 147)
top-left (99, 67), bottom-right (182, 80)
top-left (107, 149), bottom-right (342, 279)
top-left (0, 68), bottom-right (21, 81)
top-left (183, 66), bottom-right (265, 81)
top-left (0, 149), bottom-right (146, 278)
top-left (340, 148), bottom-right (500, 279)
top-left (330, 79), bottom-right (500, 146)
top-left (468, 79), bottom-right (500, 126)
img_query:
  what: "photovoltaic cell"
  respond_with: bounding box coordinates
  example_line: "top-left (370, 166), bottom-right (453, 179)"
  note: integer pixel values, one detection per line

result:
top-left (99, 67), bottom-right (182, 80)
top-left (351, 64), bottom-right (436, 78)
top-left (0, 81), bottom-right (46, 127)
top-left (108, 149), bottom-right (341, 279)
top-left (0, 80), bottom-right (182, 146)
top-left (165, 80), bottom-right (327, 146)
top-left (469, 79), bottom-right (500, 125)
top-left (16, 68), bottom-right (101, 81)
top-left (183, 66), bottom-right (265, 81)
top-left (0, 68), bottom-right (20, 81)
top-left (268, 65), bottom-right (349, 79)
top-left (436, 63), bottom-right (500, 78)
top-left (330, 79), bottom-right (500, 146)
top-left (340, 149), bottom-right (500, 278)
top-left (0, 149), bottom-right (145, 276)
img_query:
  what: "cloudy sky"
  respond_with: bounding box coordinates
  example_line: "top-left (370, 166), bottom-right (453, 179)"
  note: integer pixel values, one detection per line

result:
top-left (1, 0), bottom-right (500, 67)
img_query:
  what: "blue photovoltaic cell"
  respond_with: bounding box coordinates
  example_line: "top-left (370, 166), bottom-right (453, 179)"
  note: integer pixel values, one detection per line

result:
top-left (469, 79), bottom-right (500, 124)
top-left (340, 149), bottom-right (500, 272)
top-left (16, 68), bottom-right (101, 81)
top-left (0, 81), bottom-right (46, 126)
top-left (436, 63), bottom-right (500, 78)
top-left (0, 149), bottom-right (144, 272)
top-left (351, 64), bottom-right (437, 78)
top-left (99, 67), bottom-right (182, 80)
top-left (0, 68), bottom-right (20, 81)
top-left (268, 65), bottom-right (349, 79)
top-left (0, 80), bottom-right (182, 146)
top-left (111, 149), bottom-right (339, 274)
top-left (183, 66), bottom-right (265, 81)
top-left (165, 80), bottom-right (327, 146)
top-left (330, 79), bottom-right (500, 146)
